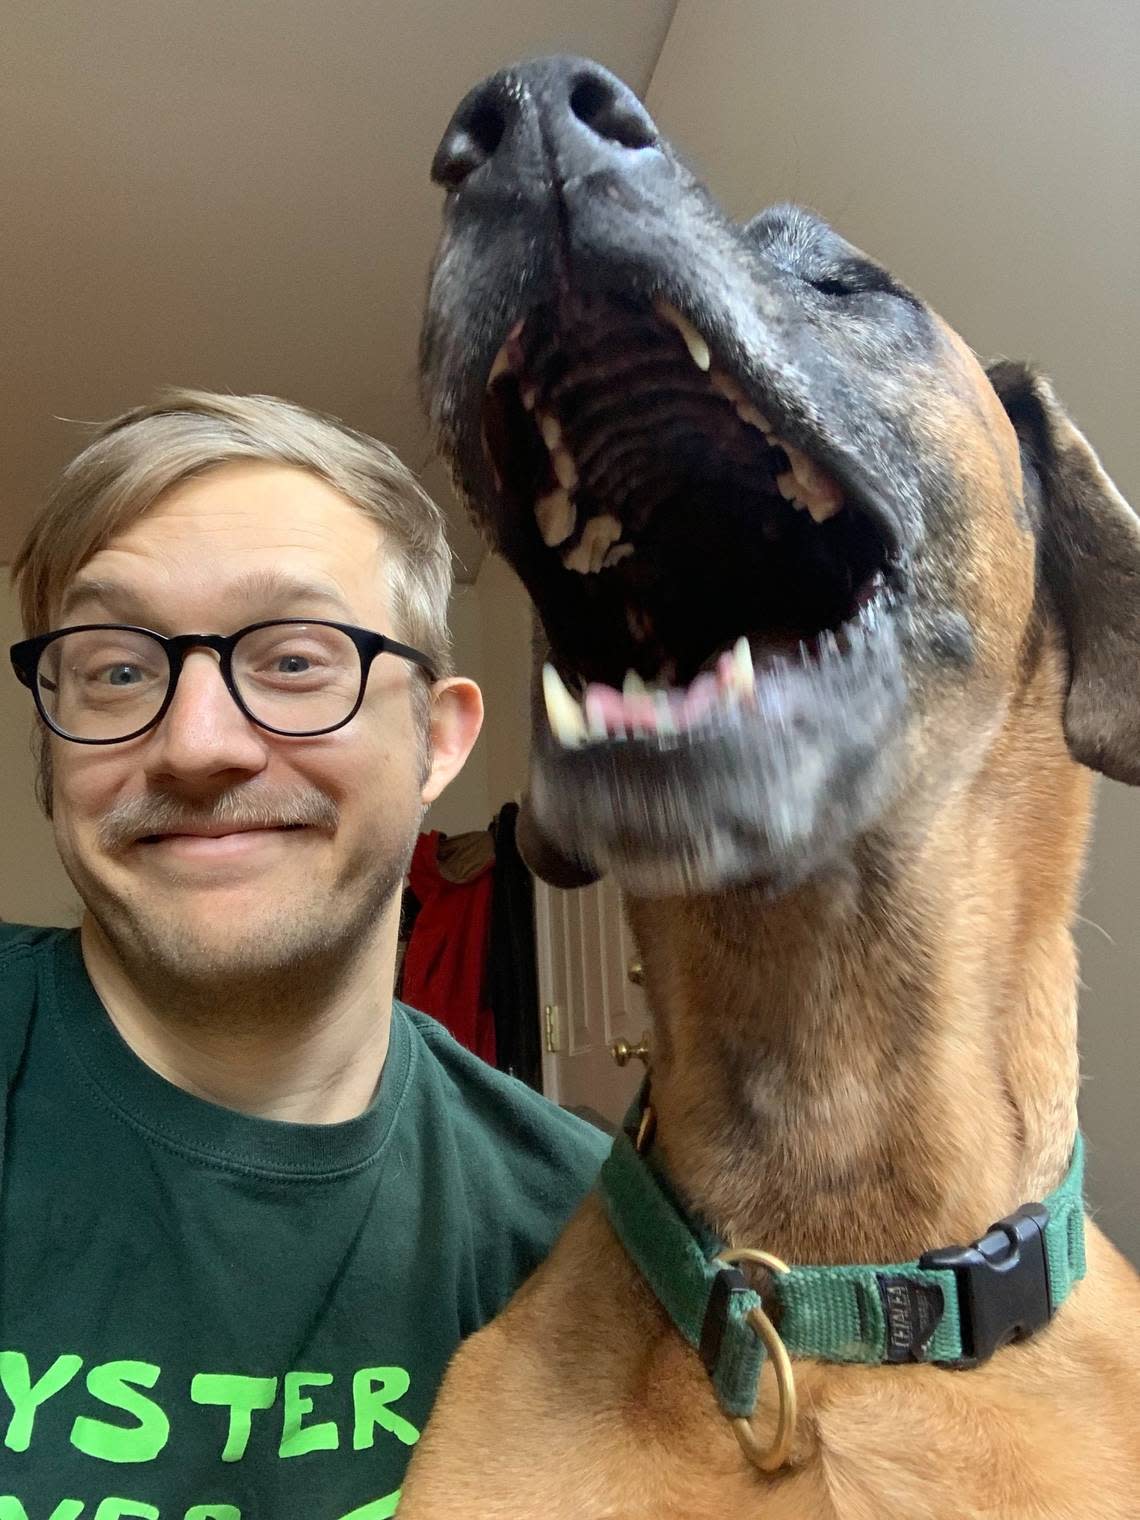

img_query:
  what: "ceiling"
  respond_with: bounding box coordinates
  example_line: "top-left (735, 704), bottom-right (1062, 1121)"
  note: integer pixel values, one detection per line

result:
top-left (1, 0), bottom-right (677, 580)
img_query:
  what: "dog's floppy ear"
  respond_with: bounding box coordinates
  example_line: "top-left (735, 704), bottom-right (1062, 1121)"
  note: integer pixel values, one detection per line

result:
top-left (988, 361), bottom-right (1140, 785)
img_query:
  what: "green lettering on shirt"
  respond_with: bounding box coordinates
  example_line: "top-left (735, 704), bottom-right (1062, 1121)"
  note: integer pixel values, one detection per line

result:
top-left (336, 1493), bottom-right (401, 1520)
top-left (92, 1502), bottom-right (159, 1520)
top-left (0, 1351), bottom-right (84, 1452)
top-left (184, 1509), bottom-right (242, 1520)
top-left (351, 1367), bottom-right (420, 1450)
top-left (70, 1360), bottom-right (169, 1463)
top-left (279, 1371), bottom-right (338, 1459)
top-left (0, 1502), bottom-right (84, 1520)
top-left (191, 1372), bottom-right (278, 1463)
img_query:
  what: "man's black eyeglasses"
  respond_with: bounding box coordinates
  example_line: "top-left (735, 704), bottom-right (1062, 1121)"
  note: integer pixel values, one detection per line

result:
top-left (9, 620), bottom-right (438, 744)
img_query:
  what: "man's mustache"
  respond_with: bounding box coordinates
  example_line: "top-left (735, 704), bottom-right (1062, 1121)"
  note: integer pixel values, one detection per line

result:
top-left (98, 787), bottom-right (341, 850)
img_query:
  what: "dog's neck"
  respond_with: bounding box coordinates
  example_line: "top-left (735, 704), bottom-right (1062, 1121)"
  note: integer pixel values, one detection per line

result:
top-left (626, 680), bottom-right (1092, 1267)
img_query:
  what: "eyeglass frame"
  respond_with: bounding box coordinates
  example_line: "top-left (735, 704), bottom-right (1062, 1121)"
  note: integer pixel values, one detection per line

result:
top-left (9, 619), bottom-right (439, 745)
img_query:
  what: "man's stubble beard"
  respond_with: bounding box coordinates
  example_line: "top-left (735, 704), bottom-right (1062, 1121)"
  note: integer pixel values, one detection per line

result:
top-left (72, 807), bottom-right (426, 1032)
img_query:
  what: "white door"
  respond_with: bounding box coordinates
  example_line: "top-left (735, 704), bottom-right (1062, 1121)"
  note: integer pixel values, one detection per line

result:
top-left (535, 874), bottom-right (649, 1127)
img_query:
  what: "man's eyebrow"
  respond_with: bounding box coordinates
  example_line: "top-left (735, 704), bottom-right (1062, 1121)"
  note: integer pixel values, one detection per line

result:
top-left (58, 570), bottom-right (355, 625)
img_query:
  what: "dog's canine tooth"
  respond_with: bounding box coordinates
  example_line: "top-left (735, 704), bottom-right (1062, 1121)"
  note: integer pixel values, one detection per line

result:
top-left (539, 412), bottom-right (563, 451)
top-left (732, 636), bottom-right (755, 696)
top-left (553, 448), bottom-right (578, 491)
top-left (520, 381), bottom-right (538, 411)
top-left (623, 670), bottom-right (648, 698)
top-left (535, 488), bottom-right (575, 547)
top-left (542, 664), bottom-right (587, 746)
top-left (488, 344), bottom-right (513, 385)
top-left (654, 298), bottom-right (712, 372)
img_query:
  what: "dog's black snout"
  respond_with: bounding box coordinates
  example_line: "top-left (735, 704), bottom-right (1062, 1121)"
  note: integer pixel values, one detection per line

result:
top-left (566, 68), bottom-right (658, 152)
top-left (431, 83), bottom-right (513, 189)
top-left (432, 57), bottom-right (660, 192)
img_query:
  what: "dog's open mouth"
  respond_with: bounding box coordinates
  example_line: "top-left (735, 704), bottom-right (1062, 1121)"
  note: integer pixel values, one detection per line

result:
top-left (482, 292), bottom-right (899, 753)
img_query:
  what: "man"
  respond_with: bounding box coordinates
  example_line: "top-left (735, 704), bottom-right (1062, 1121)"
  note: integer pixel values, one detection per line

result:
top-left (0, 391), bottom-right (607, 1518)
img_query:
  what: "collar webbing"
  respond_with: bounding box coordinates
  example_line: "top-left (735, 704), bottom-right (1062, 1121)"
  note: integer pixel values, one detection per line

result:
top-left (597, 1102), bottom-right (1086, 1420)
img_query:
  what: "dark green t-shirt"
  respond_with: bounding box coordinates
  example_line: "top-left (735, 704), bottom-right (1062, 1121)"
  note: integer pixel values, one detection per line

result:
top-left (0, 925), bottom-right (607, 1519)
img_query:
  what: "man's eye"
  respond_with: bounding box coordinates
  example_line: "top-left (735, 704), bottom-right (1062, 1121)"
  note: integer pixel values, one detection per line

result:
top-left (275, 654), bottom-right (312, 674)
top-left (96, 663), bottom-right (146, 686)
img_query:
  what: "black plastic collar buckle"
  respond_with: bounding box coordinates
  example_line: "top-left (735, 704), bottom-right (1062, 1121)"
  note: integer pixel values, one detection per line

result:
top-left (919, 1203), bottom-right (1052, 1368)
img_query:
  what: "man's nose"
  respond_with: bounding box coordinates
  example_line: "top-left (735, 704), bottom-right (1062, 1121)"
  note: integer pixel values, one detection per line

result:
top-left (431, 55), bottom-right (661, 193)
top-left (145, 651), bottom-right (269, 787)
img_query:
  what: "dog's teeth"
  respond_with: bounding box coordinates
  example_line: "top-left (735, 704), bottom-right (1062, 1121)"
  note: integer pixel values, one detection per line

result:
top-left (539, 412), bottom-right (563, 451)
top-left (654, 691), bottom-right (676, 735)
top-left (563, 513), bottom-right (622, 575)
top-left (602, 542), bottom-right (635, 570)
top-left (520, 381), bottom-right (538, 411)
top-left (736, 400), bottom-right (773, 433)
top-left (553, 448), bottom-right (578, 492)
top-left (623, 670), bottom-right (647, 698)
top-left (781, 443), bottom-right (845, 519)
top-left (804, 495), bottom-right (843, 524)
top-left (535, 488), bottom-right (575, 547)
top-left (586, 697), bottom-right (608, 741)
top-left (542, 664), bottom-right (587, 747)
top-left (776, 471), bottom-right (801, 503)
top-left (732, 636), bottom-right (754, 696)
top-left (654, 299), bottom-right (711, 372)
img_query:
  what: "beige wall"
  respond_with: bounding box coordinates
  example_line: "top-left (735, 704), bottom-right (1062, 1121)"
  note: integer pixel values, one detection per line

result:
top-left (424, 558), bottom-right (533, 838)
top-left (0, 585), bottom-right (81, 926)
top-left (646, 0), bottom-right (1139, 1261)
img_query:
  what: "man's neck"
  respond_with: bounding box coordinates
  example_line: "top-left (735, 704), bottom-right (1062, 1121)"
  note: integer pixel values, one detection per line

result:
top-left (79, 912), bottom-right (397, 1124)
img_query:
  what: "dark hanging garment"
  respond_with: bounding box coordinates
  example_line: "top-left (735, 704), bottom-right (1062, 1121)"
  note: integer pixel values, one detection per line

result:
top-left (402, 830), bottom-right (497, 1065)
top-left (488, 803), bottom-right (542, 1090)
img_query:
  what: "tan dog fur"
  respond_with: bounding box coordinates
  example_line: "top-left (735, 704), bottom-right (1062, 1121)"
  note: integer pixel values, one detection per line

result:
top-left (400, 342), bottom-right (1140, 1517)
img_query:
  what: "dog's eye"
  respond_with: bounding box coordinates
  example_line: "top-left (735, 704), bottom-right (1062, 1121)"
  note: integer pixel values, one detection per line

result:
top-left (807, 264), bottom-right (913, 303)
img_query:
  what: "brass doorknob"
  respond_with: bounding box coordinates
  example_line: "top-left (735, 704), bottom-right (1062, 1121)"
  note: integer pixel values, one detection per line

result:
top-left (611, 1031), bottom-right (651, 1068)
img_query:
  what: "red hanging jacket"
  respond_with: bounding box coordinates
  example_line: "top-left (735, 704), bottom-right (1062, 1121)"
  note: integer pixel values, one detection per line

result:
top-left (402, 831), bottom-right (497, 1065)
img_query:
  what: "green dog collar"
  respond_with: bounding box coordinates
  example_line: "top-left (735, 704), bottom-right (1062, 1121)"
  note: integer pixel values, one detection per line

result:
top-left (597, 1095), bottom-right (1087, 1421)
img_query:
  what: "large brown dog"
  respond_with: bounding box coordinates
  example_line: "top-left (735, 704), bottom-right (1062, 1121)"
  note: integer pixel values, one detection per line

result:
top-left (401, 56), bottom-right (1140, 1518)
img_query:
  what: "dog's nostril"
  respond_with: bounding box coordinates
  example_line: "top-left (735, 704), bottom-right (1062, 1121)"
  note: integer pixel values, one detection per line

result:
top-left (569, 74), bottom-right (658, 151)
top-left (432, 100), bottom-right (508, 189)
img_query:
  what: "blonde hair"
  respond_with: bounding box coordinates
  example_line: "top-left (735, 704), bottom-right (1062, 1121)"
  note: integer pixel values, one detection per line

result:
top-left (11, 390), bottom-right (453, 814)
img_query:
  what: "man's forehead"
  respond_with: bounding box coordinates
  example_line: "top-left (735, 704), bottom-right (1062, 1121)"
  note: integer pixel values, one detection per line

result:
top-left (58, 465), bottom-right (394, 626)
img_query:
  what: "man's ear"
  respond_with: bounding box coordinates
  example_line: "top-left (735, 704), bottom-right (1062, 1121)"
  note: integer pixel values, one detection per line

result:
top-left (420, 677), bottom-right (484, 805)
top-left (987, 361), bottom-right (1140, 785)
